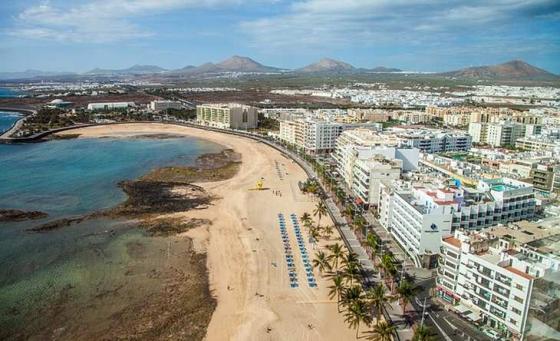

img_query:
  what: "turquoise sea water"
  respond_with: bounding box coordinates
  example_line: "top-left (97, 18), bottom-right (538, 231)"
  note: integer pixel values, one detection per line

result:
top-left (0, 135), bottom-right (223, 339)
top-left (0, 87), bottom-right (20, 98)
top-left (0, 111), bottom-right (22, 133)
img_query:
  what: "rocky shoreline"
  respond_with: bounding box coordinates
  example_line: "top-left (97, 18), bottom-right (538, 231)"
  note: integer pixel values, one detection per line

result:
top-left (27, 149), bottom-right (241, 234)
top-left (5, 147), bottom-right (241, 341)
top-left (0, 209), bottom-right (48, 222)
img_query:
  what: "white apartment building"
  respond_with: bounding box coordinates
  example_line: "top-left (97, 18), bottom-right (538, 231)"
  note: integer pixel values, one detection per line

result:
top-left (278, 119), bottom-right (381, 154)
top-left (378, 178), bottom-right (536, 267)
top-left (378, 181), bottom-right (454, 268)
top-left (87, 102), bottom-right (135, 110)
top-left (352, 157), bottom-right (402, 206)
top-left (438, 230), bottom-right (534, 340)
top-left (516, 136), bottom-right (560, 152)
top-left (388, 128), bottom-right (473, 153)
top-left (333, 129), bottom-right (419, 205)
top-left (469, 122), bottom-right (527, 147)
top-left (149, 100), bottom-right (182, 111)
top-left (196, 103), bottom-right (257, 129)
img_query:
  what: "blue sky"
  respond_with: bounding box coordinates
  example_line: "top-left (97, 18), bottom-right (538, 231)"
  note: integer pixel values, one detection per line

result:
top-left (1, 0), bottom-right (559, 73)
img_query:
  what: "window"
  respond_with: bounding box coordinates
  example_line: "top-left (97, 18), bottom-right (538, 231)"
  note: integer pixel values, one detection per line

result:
top-left (514, 296), bottom-right (524, 304)
top-left (510, 318), bottom-right (517, 325)
top-left (515, 284), bottom-right (523, 290)
top-left (511, 307), bottom-right (522, 315)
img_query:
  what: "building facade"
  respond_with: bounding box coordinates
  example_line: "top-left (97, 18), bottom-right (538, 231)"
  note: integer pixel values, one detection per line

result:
top-left (149, 100), bottom-right (182, 111)
top-left (378, 178), bottom-right (536, 267)
top-left (87, 102), bottom-right (134, 111)
top-left (278, 119), bottom-right (381, 154)
top-left (437, 230), bottom-right (534, 340)
top-left (196, 103), bottom-right (258, 129)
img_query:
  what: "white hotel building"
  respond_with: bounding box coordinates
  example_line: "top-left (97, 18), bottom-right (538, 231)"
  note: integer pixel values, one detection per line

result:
top-left (278, 119), bottom-right (381, 154)
top-left (196, 103), bottom-right (258, 129)
top-left (378, 178), bottom-right (536, 267)
top-left (388, 127), bottom-right (473, 153)
top-left (436, 231), bottom-right (535, 340)
top-left (333, 129), bottom-right (419, 205)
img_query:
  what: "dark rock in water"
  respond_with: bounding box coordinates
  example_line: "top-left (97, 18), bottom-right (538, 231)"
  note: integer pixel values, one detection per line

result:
top-left (0, 209), bottom-right (48, 222)
top-left (111, 181), bottom-right (213, 216)
top-left (29, 216), bottom-right (87, 232)
top-left (140, 217), bottom-right (211, 237)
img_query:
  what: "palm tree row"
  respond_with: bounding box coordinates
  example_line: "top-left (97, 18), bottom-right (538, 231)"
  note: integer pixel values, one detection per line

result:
top-left (300, 160), bottom-right (432, 340)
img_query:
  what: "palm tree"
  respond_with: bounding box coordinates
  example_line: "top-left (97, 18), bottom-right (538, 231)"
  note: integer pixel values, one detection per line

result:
top-left (344, 300), bottom-right (371, 339)
top-left (322, 225), bottom-right (334, 239)
top-left (313, 201), bottom-right (328, 229)
top-left (303, 219), bottom-right (314, 235)
top-left (343, 260), bottom-right (362, 286)
top-left (312, 250), bottom-right (332, 275)
top-left (309, 226), bottom-right (322, 247)
top-left (365, 233), bottom-right (379, 261)
top-left (365, 283), bottom-right (394, 325)
top-left (353, 215), bottom-right (367, 239)
top-left (343, 204), bottom-right (355, 221)
top-left (300, 212), bottom-right (312, 226)
top-left (341, 285), bottom-right (364, 307)
top-left (328, 274), bottom-right (345, 312)
top-left (412, 324), bottom-right (435, 341)
top-left (327, 243), bottom-right (346, 273)
top-left (396, 279), bottom-right (418, 315)
top-left (365, 321), bottom-right (396, 341)
top-left (380, 253), bottom-right (396, 279)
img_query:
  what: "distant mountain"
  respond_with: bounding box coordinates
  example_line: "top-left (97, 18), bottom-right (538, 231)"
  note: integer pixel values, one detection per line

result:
top-left (86, 65), bottom-right (167, 75)
top-left (0, 69), bottom-right (76, 80)
top-left (369, 66), bottom-right (402, 73)
top-left (178, 56), bottom-right (281, 74)
top-left (441, 60), bottom-right (558, 80)
top-left (297, 58), bottom-right (356, 73)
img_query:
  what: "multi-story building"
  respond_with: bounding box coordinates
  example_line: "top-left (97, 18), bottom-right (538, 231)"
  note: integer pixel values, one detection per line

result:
top-left (437, 230), bottom-right (534, 340)
top-left (443, 113), bottom-right (470, 127)
top-left (530, 162), bottom-right (560, 193)
top-left (437, 223), bottom-right (560, 340)
top-left (469, 122), bottom-right (526, 147)
top-left (378, 178), bottom-right (536, 267)
top-left (352, 157), bottom-right (402, 206)
top-left (516, 136), bottom-right (560, 152)
top-left (347, 108), bottom-right (391, 122)
top-left (389, 128), bottom-right (473, 153)
top-left (149, 100), bottom-right (182, 111)
top-left (278, 119), bottom-right (381, 154)
top-left (395, 111), bottom-right (431, 124)
top-left (87, 102), bottom-right (135, 111)
top-left (333, 129), bottom-right (419, 205)
top-left (196, 103), bottom-right (257, 129)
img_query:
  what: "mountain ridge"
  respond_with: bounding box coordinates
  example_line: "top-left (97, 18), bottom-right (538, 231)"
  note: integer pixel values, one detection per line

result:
top-left (440, 60), bottom-right (558, 80)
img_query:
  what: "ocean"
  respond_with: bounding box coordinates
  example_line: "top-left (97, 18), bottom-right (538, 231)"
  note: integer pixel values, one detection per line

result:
top-left (0, 87), bottom-right (21, 98)
top-left (0, 111), bottom-right (23, 134)
top-left (0, 136), bottom-right (223, 339)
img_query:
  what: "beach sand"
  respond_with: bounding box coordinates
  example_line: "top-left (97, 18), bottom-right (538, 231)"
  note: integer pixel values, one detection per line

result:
top-left (61, 123), bottom-right (356, 341)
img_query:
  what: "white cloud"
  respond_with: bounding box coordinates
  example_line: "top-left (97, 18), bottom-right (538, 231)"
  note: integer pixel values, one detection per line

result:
top-left (240, 0), bottom-right (560, 50)
top-left (9, 0), bottom-right (253, 43)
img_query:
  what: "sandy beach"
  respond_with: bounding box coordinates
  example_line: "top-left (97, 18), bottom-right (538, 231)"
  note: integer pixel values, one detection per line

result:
top-left (61, 123), bottom-right (355, 341)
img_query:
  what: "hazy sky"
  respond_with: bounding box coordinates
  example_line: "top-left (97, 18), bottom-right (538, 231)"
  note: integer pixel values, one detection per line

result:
top-left (1, 0), bottom-right (559, 73)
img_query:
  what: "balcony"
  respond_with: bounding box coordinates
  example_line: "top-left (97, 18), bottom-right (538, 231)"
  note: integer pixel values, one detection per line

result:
top-left (477, 267), bottom-right (493, 279)
top-left (492, 297), bottom-right (508, 309)
top-left (495, 275), bottom-right (512, 286)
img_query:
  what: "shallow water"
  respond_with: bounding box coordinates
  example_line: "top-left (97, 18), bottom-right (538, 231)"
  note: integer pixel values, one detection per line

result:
top-left (0, 135), bottom-right (223, 339)
top-left (0, 111), bottom-right (22, 133)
